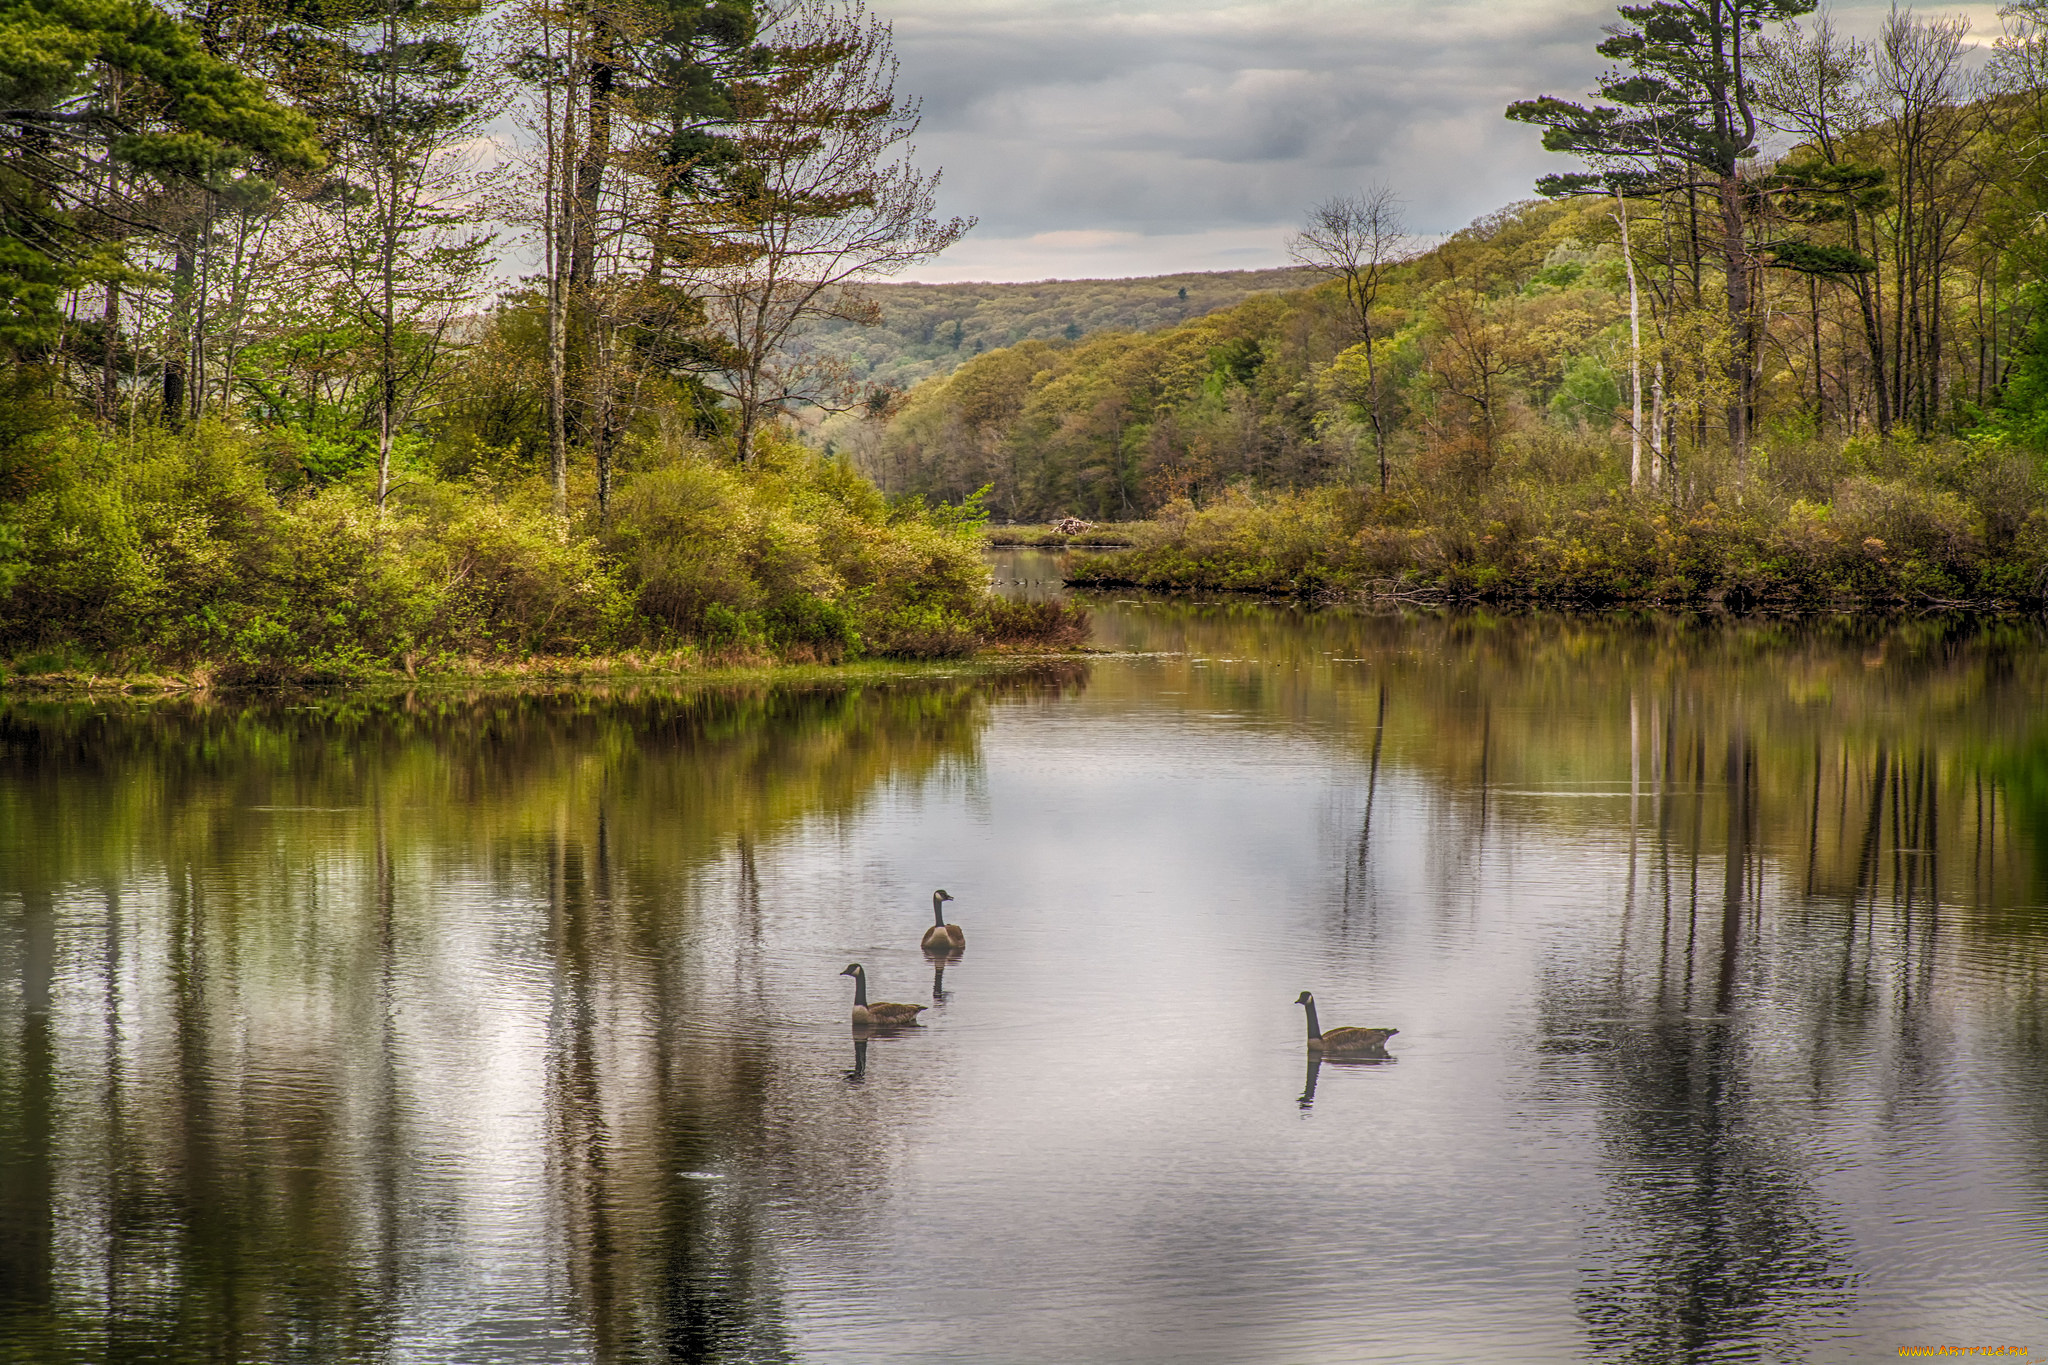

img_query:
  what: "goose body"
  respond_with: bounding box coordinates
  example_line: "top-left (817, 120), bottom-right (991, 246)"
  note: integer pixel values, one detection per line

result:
top-left (1295, 991), bottom-right (1397, 1055)
top-left (842, 963), bottom-right (926, 1028)
top-left (919, 889), bottom-right (965, 953)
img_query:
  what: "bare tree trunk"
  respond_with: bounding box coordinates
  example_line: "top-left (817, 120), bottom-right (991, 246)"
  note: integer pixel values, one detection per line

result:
top-left (163, 229), bottom-right (194, 425)
top-left (1718, 175), bottom-right (1752, 473)
top-left (1853, 264), bottom-right (1890, 434)
top-left (733, 286), bottom-right (772, 462)
top-left (548, 263), bottom-right (569, 516)
top-left (593, 313), bottom-right (615, 519)
top-left (99, 71), bottom-right (122, 424)
top-left (572, 14), bottom-right (614, 511)
top-left (1809, 274), bottom-right (1824, 431)
top-left (376, 0), bottom-right (399, 510)
top-left (542, 39), bottom-right (574, 518)
top-left (569, 14), bottom-right (613, 293)
top-left (191, 195), bottom-right (213, 423)
top-left (1651, 359), bottom-right (1666, 490)
top-left (101, 284), bottom-right (120, 423)
top-left (735, 389), bottom-right (757, 464)
top-left (1616, 192), bottom-right (1643, 488)
top-left (1364, 329), bottom-right (1386, 492)
top-left (376, 239), bottom-right (397, 509)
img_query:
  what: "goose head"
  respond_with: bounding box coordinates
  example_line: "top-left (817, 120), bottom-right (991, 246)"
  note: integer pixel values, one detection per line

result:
top-left (840, 963), bottom-right (864, 979)
top-left (1294, 991), bottom-right (1314, 1006)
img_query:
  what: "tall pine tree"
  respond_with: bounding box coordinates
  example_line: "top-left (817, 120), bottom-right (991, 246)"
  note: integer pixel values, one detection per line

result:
top-left (0, 0), bottom-right (321, 362)
top-left (1508, 0), bottom-right (1815, 469)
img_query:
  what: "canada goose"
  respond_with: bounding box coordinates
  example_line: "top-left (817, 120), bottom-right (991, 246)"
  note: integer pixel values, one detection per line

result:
top-left (1295, 991), bottom-right (1397, 1055)
top-left (841, 963), bottom-right (926, 1029)
top-left (920, 889), bottom-right (965, 953)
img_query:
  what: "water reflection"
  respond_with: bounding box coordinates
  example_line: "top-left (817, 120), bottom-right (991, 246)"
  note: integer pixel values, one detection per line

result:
top-left (0, 674), bottom-right (1075, 1364)
top-left (5, 604), bottom-right (2048, 1362)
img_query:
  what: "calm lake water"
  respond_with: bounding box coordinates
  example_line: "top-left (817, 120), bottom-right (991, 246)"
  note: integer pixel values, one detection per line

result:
top-left (4, 550), bottom-right (2047, 1363)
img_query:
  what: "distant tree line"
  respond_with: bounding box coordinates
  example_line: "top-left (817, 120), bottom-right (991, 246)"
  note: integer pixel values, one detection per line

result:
top-left (794, 267), bottom-right (1320, 398)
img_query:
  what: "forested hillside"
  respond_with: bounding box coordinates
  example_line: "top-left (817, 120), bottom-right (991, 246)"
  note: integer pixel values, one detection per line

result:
top-left (799, 268), bottom-right (1320, 392)
top-left (861, 198), bottom-right (1646, 519)
top-left (856, 7), bottom-right (2048, 606)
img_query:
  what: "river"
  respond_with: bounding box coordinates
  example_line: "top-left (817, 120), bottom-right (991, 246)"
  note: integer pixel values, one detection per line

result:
top-left (2, 549), bottom-right (2044, 1363)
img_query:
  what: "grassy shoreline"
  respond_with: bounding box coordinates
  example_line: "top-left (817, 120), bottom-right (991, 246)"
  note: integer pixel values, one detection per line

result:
top-left (1, 645), bottom-right (1103, 698)
top-left (1058, 485), bottom-right (2048, 613)
top-left (1064, 561), bottom-right (2040, 614)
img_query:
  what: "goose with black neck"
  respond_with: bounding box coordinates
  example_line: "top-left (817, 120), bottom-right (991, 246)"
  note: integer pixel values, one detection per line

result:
top-left (842, 963), bottom-right (927, 1030)
top-left (1295, 991), bottom-right (1397, 1058)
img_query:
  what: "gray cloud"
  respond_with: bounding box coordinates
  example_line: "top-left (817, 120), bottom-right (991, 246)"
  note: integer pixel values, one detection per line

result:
top-left (886, 0), bottom-right (1617, 240)
top-left (875, 0), bottom-right (1957, 278)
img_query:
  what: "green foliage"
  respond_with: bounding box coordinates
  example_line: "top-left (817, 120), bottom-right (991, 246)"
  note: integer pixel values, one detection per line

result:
top-left (1987, 287), bottom-right (2048, 447)
top-left (602, 437), bottom-right (1001, 660)
top-left (972, 595), bottom-right (1090, 648)
top-left (1067, 452), bottom-right (2048, 607)
top-left (1506, 0), bottom-right (1818, 192)
top-left (1550, 354), bottom-right (1622, 426)
top-left (861, 177), bottom-right (2048, 607)
top-left (1531, 260), bottom-right (1586, 290)
top-left (0, 517), bottom-right (22, 594)
top-left (0, 0), bottom-right (322, 354)
top-left (924, 483), bottom-right (992, 531)
top-left (0, 420), bottom-right (1071, 679)
top-left (869, 286), bottom-right (1321, 521)
top-left (1210, 336), bottom-right (1265, 388)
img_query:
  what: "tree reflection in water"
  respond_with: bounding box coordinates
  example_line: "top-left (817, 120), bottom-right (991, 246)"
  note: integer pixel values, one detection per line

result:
top-left (4, 605), bottom-right (2048, 1362)
top-left (1283, 611), bottom-right (2046, 1359)
top-left (1555, 732), bottom-right (1858, 1362)
top-left (0, 671), bottom-right (1083, 1363)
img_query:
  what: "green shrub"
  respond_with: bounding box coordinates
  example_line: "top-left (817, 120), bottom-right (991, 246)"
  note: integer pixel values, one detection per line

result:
top-left (974, 597), bottom-right (1090, 648)
top-left (864, 602), bottom-right (977, 658)
top-left (1066, 438), bottom-right (2046, 607)
top-left (415, 492), bottom-right (624, 655)
top-left (603, 435), bottom-right (994, 656)
top-left (2, 420), bottom-right (1087, 680)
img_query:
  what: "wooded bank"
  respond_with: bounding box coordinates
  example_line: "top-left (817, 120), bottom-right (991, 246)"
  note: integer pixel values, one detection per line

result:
top-left (857, 6), bottom-right (2048, 609)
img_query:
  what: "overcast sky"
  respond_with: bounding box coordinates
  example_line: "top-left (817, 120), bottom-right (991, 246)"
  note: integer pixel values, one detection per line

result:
top-left (880, 0), bottom-right (2001, 282)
